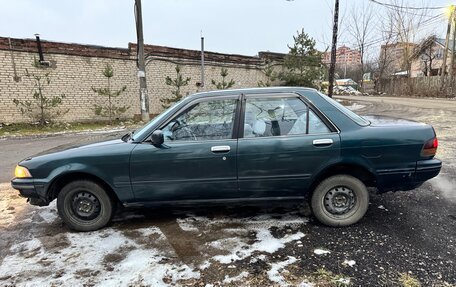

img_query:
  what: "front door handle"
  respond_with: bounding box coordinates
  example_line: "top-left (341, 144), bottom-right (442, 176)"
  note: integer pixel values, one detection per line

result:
top-left (313, 139), bottom-right (333, 146)
top-left (211, 145), bottom-right (231, 153)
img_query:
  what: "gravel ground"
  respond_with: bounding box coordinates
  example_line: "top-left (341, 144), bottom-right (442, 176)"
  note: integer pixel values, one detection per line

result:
top-left (0, 96), bottom-right (455, 286)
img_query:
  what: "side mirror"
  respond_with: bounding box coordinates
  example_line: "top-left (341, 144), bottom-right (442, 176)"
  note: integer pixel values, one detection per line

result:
top-left (151, 130), bottom-right (164, 146)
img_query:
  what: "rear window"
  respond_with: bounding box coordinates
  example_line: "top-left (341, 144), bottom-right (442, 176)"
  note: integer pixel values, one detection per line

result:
top-left (318, 93), bottom-right (370, 126)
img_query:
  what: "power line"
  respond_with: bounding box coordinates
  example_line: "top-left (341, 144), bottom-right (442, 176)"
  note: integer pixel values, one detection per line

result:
top-left (368, 0), bottom-right (446, 10)
top-left (342, 13), bottom-right (445, 50)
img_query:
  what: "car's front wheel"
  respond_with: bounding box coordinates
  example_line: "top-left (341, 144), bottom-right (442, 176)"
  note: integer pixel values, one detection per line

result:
top-left (311, 175), bottom-right (369, 227)
top-left (57, 180), bottom-right (114, 231)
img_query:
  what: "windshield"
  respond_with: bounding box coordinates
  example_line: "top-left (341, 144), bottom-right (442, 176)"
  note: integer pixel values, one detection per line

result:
top-left (131, 102), bottom-right (182, 141)
top-left (318, 92), bottom-right (370, 126)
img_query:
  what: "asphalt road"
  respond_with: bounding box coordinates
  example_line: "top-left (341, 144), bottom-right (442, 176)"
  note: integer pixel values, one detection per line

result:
top-left (336, 95), bottom-right (456, 111)
top-left (0, 96), bottom-right (455, 286)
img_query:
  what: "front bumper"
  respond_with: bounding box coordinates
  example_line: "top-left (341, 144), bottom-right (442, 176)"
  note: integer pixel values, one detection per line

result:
top-left (11, 178), bottom-right (49, 206)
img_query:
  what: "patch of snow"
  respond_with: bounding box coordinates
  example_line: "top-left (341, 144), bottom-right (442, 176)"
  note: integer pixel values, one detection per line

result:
top-left (102, 249), bottom-right (199, 287)
top-left (199, 260), bottom-right (211, 270)
top-left (136, 226), bottom-right (164, 237)
top-left (176, 218), bottom-right (199, 232)
top-left (267, 256), bottom-right (297, 286)
top-left (347, 103), bottom-right (366, 111)
top-left (378, 205), bottom-right (389, 211)
top-left (223, 271), bottom-right (249, 283)
top-left (0, 228), bottom-right (200, 286)
top-left (212, 229), bottom-right (304, 264)
top-left (255, 229), bottom-right (302, 253)
top-left (10, 238), bottom-right (41, 253)
top-left (343, 259), bottom-right (356, 267)
top-left (336, 278), bottom-right (351, 285)
top-left (314, 248), bottom-right (331, 255)
top-left (37, 201), bottom-right (59, 223)
top-left (258, 254), bottom-right (267, 261)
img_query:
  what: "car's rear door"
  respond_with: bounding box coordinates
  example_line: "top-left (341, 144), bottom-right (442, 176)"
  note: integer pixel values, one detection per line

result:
top-left (237, 93), bottom-right (340, 198)
top-left (129, 95), bottom-right (240, 202)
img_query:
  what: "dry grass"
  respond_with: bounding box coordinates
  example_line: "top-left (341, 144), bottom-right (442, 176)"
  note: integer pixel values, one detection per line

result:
top-left (398, 272), bottom-right (421, 287)
top-left (0, 120), bottom-right (140, 137)
top-left (306, 268), bottom-right (351, 287)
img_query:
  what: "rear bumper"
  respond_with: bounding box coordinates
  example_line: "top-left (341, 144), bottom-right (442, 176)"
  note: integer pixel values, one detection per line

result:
top-left (11, 178), bottom-right (49, 206)
top-left (377, 158), bottom-right (442, 193)
top-left (415, 158), bottom-right (442, 183)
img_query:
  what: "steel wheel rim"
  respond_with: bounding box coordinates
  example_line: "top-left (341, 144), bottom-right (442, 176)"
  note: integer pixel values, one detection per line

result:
top-left (323, 186), bottom-right (357, 216)
top-left (71, 190), bottom-right (101, 220)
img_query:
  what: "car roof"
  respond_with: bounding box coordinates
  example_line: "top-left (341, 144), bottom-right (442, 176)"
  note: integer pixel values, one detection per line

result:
top-left (187, 86), bottom-right (317, 100)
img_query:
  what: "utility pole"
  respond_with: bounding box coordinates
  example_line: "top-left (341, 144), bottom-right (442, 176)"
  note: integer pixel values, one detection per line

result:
top-left (135, 0), bottom-right (150, 122)
top-left (200, 31), bottom-right (205, 89)
top-left (327, 0), bottom-right (339, 98)
top-left (441, 5), bottom-right (454, 91)
top-left (450, 12), bottom-right (456, 93)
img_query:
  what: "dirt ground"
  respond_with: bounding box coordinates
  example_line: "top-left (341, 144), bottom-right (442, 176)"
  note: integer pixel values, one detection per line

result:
top-left (0, 96), bottom-right (455, 286)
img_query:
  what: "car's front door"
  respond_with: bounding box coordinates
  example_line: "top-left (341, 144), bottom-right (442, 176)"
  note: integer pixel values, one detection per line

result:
top-left (129, 95), bottom-right (240, 202)
top-left (237, 93), bottom-right (340, 199)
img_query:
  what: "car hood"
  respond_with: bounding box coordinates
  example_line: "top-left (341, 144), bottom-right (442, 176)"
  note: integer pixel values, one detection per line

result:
top-left (25, 139), bottom-right (125, 160)
top-left (363, 115), bottom-right (426, 127)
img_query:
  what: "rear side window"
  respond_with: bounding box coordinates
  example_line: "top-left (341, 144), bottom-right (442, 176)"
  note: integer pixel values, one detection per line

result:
top-left (318, 92), bottom-right (370, 126)
top-left (243, 97), bottom-right (330, 138)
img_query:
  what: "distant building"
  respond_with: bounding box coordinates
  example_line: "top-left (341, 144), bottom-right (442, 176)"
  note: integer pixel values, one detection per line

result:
top-left (335, 78), bottom-right (358, 87)
top-left (322, 46), bottom-right (361, 66)
top-left (410, 36), bottom-right (453, 77)
top-left (379, 42), bottom-right (417, 77)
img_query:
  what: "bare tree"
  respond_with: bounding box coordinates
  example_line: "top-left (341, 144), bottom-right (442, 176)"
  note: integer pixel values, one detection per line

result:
top-left (346, 1), bottom-right (377, 90)
top-left (377, 15), bottom-right (396, 79)
top-left (375, 14), bottom-right (397, 91)
top-left (386, 0), bottom-right (432, 77)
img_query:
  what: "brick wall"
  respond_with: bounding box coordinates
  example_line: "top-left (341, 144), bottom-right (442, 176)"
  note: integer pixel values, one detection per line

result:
top-left (0, 37), bottom-right (284, 123)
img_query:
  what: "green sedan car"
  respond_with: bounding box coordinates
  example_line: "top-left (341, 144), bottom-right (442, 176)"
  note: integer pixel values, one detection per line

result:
top-left (11, 87), bottom-right (441, 231)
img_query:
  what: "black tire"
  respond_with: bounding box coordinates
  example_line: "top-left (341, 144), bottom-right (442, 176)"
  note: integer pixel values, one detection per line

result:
top-left (311, 175), bottom-right (369, 227)
top-left (57, 180), bottom-right (114, 231)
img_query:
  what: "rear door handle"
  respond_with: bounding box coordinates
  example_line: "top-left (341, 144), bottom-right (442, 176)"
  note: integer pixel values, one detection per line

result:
top-left (313, 139), bottom-right (333, 146)
top-left (211, 145), bottom-right (231, 153)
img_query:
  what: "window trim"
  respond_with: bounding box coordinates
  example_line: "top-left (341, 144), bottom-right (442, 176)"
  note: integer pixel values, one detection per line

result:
top-left (238, 93), bottom-right (338, 139)
top-left (148, 95), bottom-right (241, 143)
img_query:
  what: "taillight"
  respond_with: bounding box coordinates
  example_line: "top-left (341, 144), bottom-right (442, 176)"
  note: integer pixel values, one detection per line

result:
top-left (421, 137), bottom-right (438, 157)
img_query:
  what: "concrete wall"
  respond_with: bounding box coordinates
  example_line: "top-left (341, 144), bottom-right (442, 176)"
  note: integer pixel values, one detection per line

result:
top-left (0, 37), bottom-right (284, 123)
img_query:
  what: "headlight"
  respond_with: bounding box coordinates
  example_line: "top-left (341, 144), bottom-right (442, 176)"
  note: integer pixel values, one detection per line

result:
top-left (15, 165), bottom-right (32, 178)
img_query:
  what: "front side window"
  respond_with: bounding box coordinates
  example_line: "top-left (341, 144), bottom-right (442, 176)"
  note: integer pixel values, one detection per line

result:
top-left (243, 97), bottom-right (330, 138)
top-left (162, 98), bottom-right (237, 142)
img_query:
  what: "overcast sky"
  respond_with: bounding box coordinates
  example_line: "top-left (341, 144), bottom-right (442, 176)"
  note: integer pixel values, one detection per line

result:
top-left (0, 0), bottom-right (452, 56)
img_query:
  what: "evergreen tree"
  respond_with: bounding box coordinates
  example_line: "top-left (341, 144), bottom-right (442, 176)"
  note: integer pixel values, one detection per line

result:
top-left (211, 68), bottom-right (235, 89)
top-left (92, 64), bottom-right (129, 123)
top-left (258, 60), bottom-right (277, 87)
top-left (13, 59), bottom-right (68, 125)
top-left (280, 29), bottom-right (323, 88)
top-left (161, 65), bottom-right (191, 109)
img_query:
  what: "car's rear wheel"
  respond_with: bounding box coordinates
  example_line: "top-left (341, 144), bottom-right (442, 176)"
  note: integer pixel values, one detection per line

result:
top-left (311, 175), bottom-right (369, 227)
top-left (57, 180), bottom-right (113, 231)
